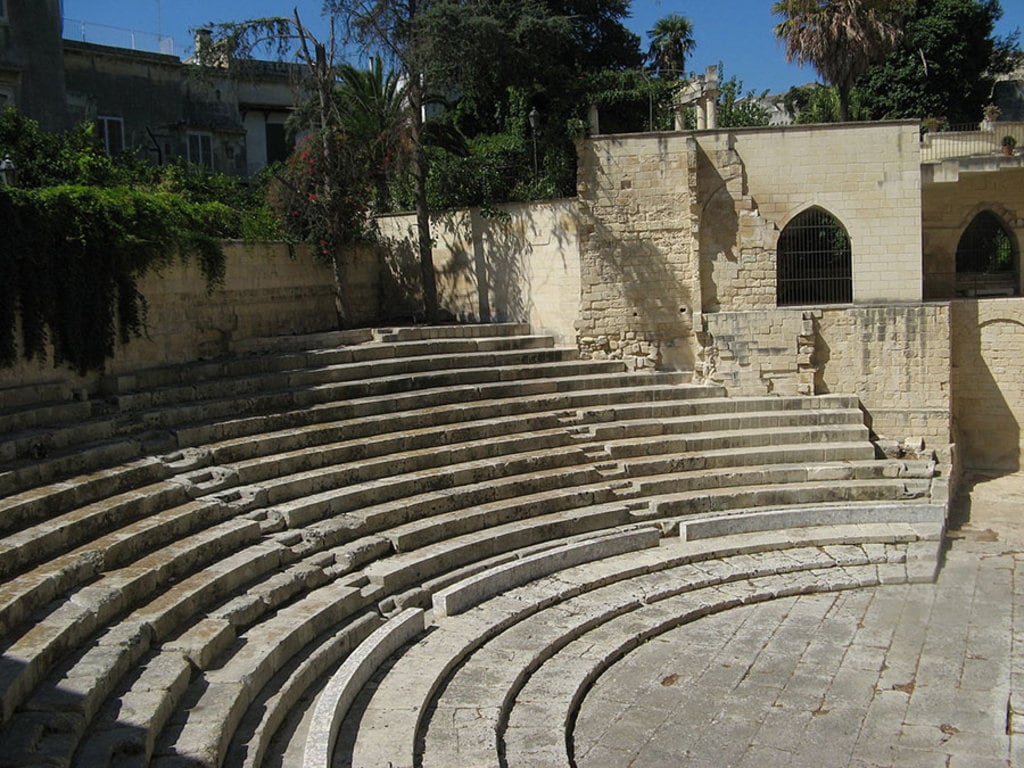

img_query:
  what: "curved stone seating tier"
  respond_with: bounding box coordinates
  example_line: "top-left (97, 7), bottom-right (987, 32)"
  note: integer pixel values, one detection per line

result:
top-left (0, 324), bottom-right (949, 768)
top-left (0, 326), bottom-right (602, 494)
top-left (324, 525), bottom-right (940, 768)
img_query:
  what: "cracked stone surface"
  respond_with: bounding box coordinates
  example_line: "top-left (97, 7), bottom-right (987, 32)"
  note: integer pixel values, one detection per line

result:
top-left (574, 471), bottom-right (1024, 768)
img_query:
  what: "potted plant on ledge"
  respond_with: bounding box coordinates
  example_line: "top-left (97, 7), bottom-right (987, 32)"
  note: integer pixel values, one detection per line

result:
top-left (982, 103), bottom-right (1001, 130)
top-left (1002, 135), bottom-right (1017, 156)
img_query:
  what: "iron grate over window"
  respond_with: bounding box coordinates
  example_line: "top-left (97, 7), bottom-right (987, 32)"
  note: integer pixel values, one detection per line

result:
top-left (776, 207), bottom-right (852, 306)
top-left (956, 211), bottom-right (1017, 274)
top-left (954, 211), bottom-right (1019, 297)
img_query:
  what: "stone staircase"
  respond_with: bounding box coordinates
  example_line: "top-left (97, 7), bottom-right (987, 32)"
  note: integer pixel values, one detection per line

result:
top-left (0, 324), bottom-right (948, 768)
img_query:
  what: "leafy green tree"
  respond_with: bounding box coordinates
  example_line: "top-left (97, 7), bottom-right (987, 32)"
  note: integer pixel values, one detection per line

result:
top-left (549, 0), bottom-right (643, 72)
top-left (856, 0), bottom-right (1021, 124)
top-left (784, 82), bottom-right (870, 122)
top-left (715, 74), bottom-right (772, 128)
top-left (772, 0), bottom-right (910, 121)
top-left (646, 14), bottom-right (697, 79)
top-left (334, 57), bottom-right (411, 214)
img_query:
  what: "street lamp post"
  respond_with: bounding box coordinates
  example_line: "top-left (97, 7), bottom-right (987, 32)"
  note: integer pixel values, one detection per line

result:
top-left (528, 107), bottom-right (540, 182)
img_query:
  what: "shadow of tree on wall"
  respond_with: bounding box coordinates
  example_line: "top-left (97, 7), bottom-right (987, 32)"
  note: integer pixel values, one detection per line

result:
top-left (952, 300), bottom-right (1021, 473)
top-left (582, 218), bottom-right (697, 370)
top-left (375, 223), bottom-right (429, 322)
top-left (428, 210), bottom-right (530, 324)
top-left (374, 204), bottom-right (578, 328)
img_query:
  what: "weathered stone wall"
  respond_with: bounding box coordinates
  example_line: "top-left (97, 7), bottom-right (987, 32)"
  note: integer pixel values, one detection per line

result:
top-left (2, 241), bottom-right (338, 391)
top-left (575, 133), bottom-right (700, 370)
top-left (816, 305), bottom-right (951, 445)
top-left (696, 123), bottom-right (924, 310)
top-left (922, 167), bottom-right (1024, 299)
top-left (699, 305), bottom-right (951, 446)
top-left (951, 299), bottom-right (1024, 471)
top-left (375, 200), bottom-right (582, 344)
top-left (700, 310), bottom-right (817, 396)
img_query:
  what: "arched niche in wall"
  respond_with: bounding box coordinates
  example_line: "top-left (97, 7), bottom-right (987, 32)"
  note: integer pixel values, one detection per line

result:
top-left (776, 206), bottom-right (852, 307)
top-left (955, 210), bottom-right (1019, 297)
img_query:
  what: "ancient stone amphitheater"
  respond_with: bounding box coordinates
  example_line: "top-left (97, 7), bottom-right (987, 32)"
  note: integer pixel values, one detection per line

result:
top-left (0, 324), bottom-right (948, 767)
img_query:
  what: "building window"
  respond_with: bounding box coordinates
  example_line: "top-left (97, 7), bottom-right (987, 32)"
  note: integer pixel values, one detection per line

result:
top-left (188, 132), bottom-right (214, 171)
top-left (265, 122), bottom-right (289, 165)
top-left (96, 116), bottom-right (125, 156)
top-left (0, 0), bottom-right (7, 23)
top-left (955, 211), bottom-right (1019, 297)
top-left (776, 207), bottom-right (853, 306)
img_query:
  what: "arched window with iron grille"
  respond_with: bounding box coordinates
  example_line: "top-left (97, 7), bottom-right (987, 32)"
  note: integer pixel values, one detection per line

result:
top-left (776, 207), bottom-right (852, 306)
top-left (955, 211), bottom-right (1018, 297)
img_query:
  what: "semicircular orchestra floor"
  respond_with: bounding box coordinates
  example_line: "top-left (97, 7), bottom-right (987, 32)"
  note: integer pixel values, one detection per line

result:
top-left (572, 486), bottom-right (1021, 768)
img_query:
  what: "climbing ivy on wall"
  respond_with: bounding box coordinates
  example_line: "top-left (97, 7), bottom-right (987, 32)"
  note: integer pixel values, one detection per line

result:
top-left (0, 186), bottom-right (239, 374)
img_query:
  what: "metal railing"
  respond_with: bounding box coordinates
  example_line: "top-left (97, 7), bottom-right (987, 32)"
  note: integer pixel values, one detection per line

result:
top-left (920, 122), bottom-right (1024, 163)
top-left (63, 18), bottom-right (177, 58)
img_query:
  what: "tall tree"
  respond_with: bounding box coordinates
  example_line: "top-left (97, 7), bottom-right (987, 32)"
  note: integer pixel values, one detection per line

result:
top-left (856, 0), bottom-right (1021, 124)
top-left (324, 0), bottom-right (576, 320)
top-left (198, 10), bottom-right (359, 326)
top-left (646, 14), bottom-right (696, 79)
top-left (334, 57), bottom-right (410, 214)
top-left (772, 0), bottom-right (910, 121)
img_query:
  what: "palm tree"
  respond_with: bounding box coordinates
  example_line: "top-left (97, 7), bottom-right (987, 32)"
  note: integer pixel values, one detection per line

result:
top-left (334, 57), bottom-right (410, 214)
top-left (646, 14), bottom-right (696, 79)
top-left (772, 0), bottom-right (907, 122)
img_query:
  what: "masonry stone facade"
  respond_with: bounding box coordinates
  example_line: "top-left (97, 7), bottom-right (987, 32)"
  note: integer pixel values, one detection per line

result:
top-left (3, 120), bottom-right (1022, 471)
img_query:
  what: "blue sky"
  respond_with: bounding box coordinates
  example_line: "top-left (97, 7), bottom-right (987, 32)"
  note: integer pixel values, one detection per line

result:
top-left (61, 0), bottom-right (1024, 95)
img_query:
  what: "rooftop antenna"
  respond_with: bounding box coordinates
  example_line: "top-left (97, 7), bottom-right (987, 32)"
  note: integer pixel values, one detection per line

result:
top-left (156, 0), bottom-right (163, 36)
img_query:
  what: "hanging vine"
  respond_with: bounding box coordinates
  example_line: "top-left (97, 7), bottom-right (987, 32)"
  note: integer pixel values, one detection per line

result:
top-left (0, 186), bottom-right (237, 374)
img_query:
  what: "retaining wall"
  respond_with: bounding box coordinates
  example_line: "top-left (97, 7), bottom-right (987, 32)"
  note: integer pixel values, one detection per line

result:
top-left (374, 200), bottom-right (582, 345)
top-left (951, 298), bottom-right (1024, 471)
top-left (1, 241), bottom-right (339, 392)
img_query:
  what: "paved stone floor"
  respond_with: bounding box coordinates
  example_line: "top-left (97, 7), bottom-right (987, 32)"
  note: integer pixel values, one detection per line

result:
top-left (573, 472), bottom-right (1024, 768)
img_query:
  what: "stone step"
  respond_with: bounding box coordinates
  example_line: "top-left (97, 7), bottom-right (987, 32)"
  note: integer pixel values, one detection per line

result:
top-left (619, 441), bottom-right (878, 476)
top-left (105, 346), bottom-right (578, 415)
top-left (361, 503), bottom-right (635, 595)
top-left (576, 406), bottom-right (865, 441)
top-left (675, 501), bottom-right (946, 543)
top-left (152, 581), bottom-right (369, 768)
top-left (341, 526), bottom-right (925, 768)
top-left (231, 328), bottom-right (376, 356)
top-left (225, 611), bottom-right (383, 768)
top-left (0, 436), bottom-right (153, 501)
top-left (270, 451), bottom-right (603, 533)
top-left (605, 422), bottom-right (870, 458)
top-left (373, 323), bottom-right (533, 342)
top-left (624, 458), bottom-right (929, 499)
top-left (0, 536), bottom-right (291, 766)
top-left (641, 478), bottom-right (930, 522)
top-left (566, 392), bottom-right (862, 427)
top-left (206, 382), bottom-right (722, 467)
top-left (0, 481), bottom-right (195, 580)
top-left (354, 475), bottom-right (932, 600)
top-left (500, 564), bottom-right (891, 768)
top-left (254, 431), bottom-right (587, 514)
top-left (229, 412), bottom-right (573, 485)
top-left (0, 380), bottom-right (74, 414)
top-left (302, 608), bottom-right (425, 768)
top-left (172, 373), bottom-right (696, 448)
top-left (0, 517), bottom-right (264, 725)
top-left (0, 397), bottom-right (92, 443)
top-left (0, 457), bottom-right (171, 537)
top-left (100, 327), bottom-right (543, 396)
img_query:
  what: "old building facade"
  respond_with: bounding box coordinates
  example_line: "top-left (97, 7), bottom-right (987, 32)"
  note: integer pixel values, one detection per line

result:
top-left (0, 0), bottom-right (300, 174)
